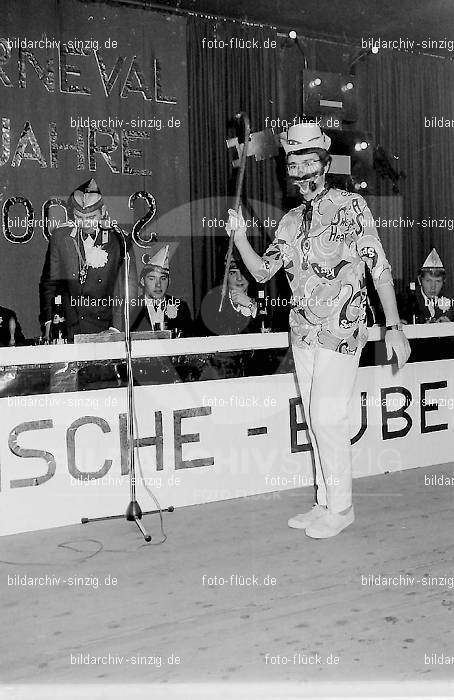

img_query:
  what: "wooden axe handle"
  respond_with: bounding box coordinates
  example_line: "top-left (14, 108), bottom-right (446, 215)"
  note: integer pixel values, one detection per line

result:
top-left (219, 112), bottom-right (251, 312)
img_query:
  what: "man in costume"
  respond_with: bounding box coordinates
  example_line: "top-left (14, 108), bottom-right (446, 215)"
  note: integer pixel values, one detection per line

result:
top-left (39, 179), bottom-right (137, 342)
top-left (399, 248), bottom-right (453, 324)
top-left (226, 123), bottom-right (410, 538)
top-left (130, 245), bottom-right (193, 337)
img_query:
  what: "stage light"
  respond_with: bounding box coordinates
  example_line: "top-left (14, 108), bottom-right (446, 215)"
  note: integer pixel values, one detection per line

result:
top-left (342, 82), bottom-right (354, 92)
top-left (354, 181), bottom-right (368, 191)
top-left (371, 45), bottom-right (379, 54)
top-left (354, 143), bottom-right (362, 151)
top-left (288, 30), bottom-right (297, 39)
top-left (360, 141), bottom-right (369, 150)
top-left (309, 77), bottom-right (322, 87)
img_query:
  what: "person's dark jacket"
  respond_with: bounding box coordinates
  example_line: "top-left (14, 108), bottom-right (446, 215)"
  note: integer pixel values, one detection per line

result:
top-left (39, 224), bottom-right (138, 341)
top-left (130, 294), bottom-right (193, 336)
top-left (398, 286), bottom-right (454, 324)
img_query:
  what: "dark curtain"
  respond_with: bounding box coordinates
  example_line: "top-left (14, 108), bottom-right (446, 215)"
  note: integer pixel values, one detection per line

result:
top-left (188, 22), bottom-right (454, 306)
top-left (358, 50), bottom-right (454, 293)
top-left (187, 18), bottom-right (281, 315)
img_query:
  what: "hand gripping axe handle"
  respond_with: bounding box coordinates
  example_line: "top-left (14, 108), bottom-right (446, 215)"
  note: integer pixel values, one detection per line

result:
top-left (219, 112), bottom-right (251, 312)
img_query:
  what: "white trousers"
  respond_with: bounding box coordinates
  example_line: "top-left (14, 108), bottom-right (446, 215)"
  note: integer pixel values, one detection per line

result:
top-left (292, 342), bottom-right (361, 513)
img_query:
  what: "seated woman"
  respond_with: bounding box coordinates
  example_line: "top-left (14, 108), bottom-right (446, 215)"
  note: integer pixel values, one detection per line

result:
top-left (0, 306), bottom-right (26, 346)
top-left (198, 254), bottom-right (262, 336)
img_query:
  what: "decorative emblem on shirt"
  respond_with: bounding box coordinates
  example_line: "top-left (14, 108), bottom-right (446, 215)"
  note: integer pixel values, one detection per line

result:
top-left (165, 302), bottom-right (178, 319)
top-left (85, 239), bottom-right (109, 269)
top-left (437, 296), bottom-right (451, 311)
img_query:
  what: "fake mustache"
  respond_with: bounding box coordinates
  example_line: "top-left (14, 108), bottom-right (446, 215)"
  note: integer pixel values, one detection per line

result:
top-left (290, 168), bottom-right (321, 182)
top-left (291, 170), bottom-right (321, 185)
top-left (291, 173), bottom-right (317, 182)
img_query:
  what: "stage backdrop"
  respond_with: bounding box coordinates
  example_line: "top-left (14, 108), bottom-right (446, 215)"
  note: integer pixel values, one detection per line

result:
top-left (0, 0), bottom-right (190, 337)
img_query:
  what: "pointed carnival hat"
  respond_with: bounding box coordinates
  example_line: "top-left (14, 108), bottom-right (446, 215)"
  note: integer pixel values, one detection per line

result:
top-left (141, 245), bottom-right (170, 278)
top-left (279, 123), bottom-right (331, 155)
top-left (421, 248), bottom-right (444, 271)
top-left (149, 244), bottom-right (169, 271)
top-left (68, 178), bottom-right (104, 214)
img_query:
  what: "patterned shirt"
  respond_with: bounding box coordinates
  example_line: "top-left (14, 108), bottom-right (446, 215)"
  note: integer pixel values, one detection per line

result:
top-left (255, 188), bottom-right (393, 354)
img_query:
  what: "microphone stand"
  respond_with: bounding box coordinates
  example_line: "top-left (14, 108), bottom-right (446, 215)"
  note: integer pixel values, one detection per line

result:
top-left (81, 223), bottom-right (173, 541)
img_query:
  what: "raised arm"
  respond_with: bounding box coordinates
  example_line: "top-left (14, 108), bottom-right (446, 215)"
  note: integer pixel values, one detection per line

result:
top-left (226, 206), bottom-right (284, 283)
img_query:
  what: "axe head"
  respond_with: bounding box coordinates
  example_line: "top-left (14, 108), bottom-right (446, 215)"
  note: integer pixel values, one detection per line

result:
top-left (226, 129), bottom-right (280, 167)
top-left (249, 130), bottom-right (280, 161)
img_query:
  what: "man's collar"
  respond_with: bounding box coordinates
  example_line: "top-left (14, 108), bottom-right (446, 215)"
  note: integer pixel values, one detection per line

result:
top-left (81, 230), bottom-right (98, 241)
top-left (145, 294), bottom-right (166, 305)
top-left (420, 288), bottom-right (435, 304)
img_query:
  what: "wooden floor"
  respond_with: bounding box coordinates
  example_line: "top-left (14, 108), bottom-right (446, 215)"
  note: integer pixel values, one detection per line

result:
top-left (1, 463), bottom-right (454, 697)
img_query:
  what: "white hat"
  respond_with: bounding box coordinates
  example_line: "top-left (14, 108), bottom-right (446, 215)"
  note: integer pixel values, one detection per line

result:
top-left (279, 123), bottom-right (331, 155)
top-left (422, 248), bottom-right (444, 270)
top-left (146, 245), bottom-right (169, 272)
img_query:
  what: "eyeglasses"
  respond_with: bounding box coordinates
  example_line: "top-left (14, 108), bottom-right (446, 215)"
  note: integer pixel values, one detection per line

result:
top-left (287, 159), bottom-right (321, 172)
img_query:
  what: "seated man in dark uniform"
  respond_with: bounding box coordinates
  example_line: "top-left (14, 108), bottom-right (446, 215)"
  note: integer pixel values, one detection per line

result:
top-left (399, 248), bottom-right (454, 324)
top-left (0, 306), bottom-right (26, 346)
top-left (130, 245), bottom-right (193, 337)
top-left (39, 178), bottom-right (137, 342)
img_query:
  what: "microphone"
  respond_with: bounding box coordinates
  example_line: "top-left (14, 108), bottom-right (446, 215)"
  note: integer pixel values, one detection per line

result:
top-left (105, 220), bottom-right (135, 253)
top-left (109, 220), bottom-right (129, 237)
top-left (99, 211), bottom-right (128, 236)
top-left (291, 176), bottom-right (319, 191)
top-left (104, 216), bottom-right (157, 244)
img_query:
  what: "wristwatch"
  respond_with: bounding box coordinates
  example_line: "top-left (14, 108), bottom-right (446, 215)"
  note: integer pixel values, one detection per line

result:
top-left (386, 323), bottom-right (403, 331)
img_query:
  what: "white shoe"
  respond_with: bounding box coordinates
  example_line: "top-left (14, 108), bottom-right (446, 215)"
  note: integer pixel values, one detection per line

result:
top-left (288, 504), bottom-right (327, 529)
top-left (305, 507), bottom-right (354, 539)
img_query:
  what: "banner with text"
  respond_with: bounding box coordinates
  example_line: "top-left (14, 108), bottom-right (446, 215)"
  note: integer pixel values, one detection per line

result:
top-left (1, 359), bottom-right (453, 535)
